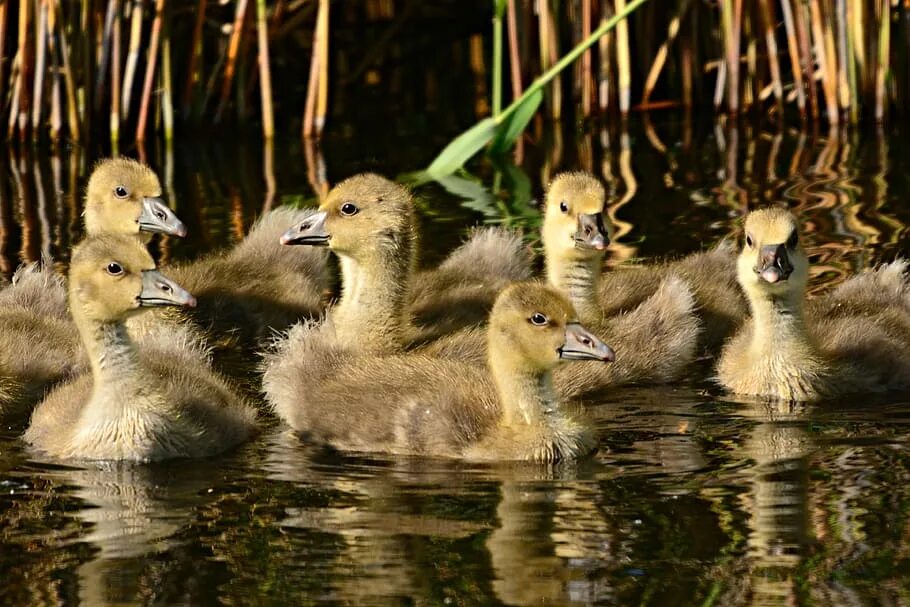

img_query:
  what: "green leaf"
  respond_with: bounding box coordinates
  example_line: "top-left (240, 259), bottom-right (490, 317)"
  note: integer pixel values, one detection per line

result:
top-left (488, 89), bottom-right (543, 156)
top-left (426, 117), bottom-right (498, 179)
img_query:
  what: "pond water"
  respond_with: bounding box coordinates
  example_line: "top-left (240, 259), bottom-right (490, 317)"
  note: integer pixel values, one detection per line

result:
top-left (3, 116), bottom-right (910, 605)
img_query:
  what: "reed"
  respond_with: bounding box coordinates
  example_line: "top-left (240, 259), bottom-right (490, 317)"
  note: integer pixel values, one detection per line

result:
top-left (0, 1), bottom-right (903, 147)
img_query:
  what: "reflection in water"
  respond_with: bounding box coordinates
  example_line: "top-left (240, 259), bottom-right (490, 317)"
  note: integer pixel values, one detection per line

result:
top-left (2, 117), bottom-right (910, 604)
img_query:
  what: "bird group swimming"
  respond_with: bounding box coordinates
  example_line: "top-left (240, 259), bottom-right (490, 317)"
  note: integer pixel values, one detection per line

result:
top-left (4, 158), bottom-right (909, 464)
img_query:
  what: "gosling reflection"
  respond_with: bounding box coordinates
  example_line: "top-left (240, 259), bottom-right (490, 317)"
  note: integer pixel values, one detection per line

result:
top-left (263, 430), bottom-right (489, 604)
top-left (735, 400), bottom-right (813, 605)
top-left (33, 459), bottom-right (217, 605)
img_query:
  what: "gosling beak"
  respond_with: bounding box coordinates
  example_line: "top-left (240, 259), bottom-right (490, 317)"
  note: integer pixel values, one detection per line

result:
top-left (280, 211), bottom-right (330, 246)
top-left (139, 197), bottom-right (187, 237)
top-left (574, 213), bottom-right (609, 250)
top-left (755, 243), bottom-right (793, 284)
top-left (138, 270), bottom-right (196, 308)
top-left (559, 322), bottom-right (615, 362)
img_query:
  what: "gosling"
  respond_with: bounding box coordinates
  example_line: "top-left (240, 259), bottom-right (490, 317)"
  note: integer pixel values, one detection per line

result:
top-left (263, 282), bottom-right (613, 463)
top-left (24, 234), bottom-right (257, 461)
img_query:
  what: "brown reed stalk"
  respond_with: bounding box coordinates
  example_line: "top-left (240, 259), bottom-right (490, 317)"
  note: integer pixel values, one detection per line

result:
top-left (642, 0), bottom-right (690, 105)
top-left (793, 0), bottom-right (818, 120)
top-left (216, 0), bottom-right (249, 122)
top-left (720, 0), bottom-right (742, 114)
top-left (615, 0), bottom-right (631, 114)
top-left (161, 9), bottom-right (173, 141)
top-left (598, 4), bottom-right (612, 112)
top-left (122, 0), bottom-right (144, 119)
top-left (16, 0), bottom-right (32, 139)
top-left (580, 0), bottom-right (592, 115)
top-left (136, 0), bottom-right (165, 142)
top-left (315, 0), bottom-right (329, 135)
top-left (744, 10), bottom-right (755, 108)
top-left (758, 0), bottom-right (782, 112)
top-left (7, 55), bottom-right (19, 138)
top-left (50, 0), bottom-right (80, 142)
top-left (181, 0), bottom-right (205, 119)
top-left (845, 0), bottom-right (858, 122)
top-left (111, 0), bottom-right (122, 144)
top-left (680, 25), bottom-right (693, 108)
top-left (809, 0), bottom-right (838, 124)
top-left (875, 0), bottom-right (889, 121)
top-left (302, 20), bottom-right (320, 138)
top-left (255, 0), bottom-right (274, 138)
top-left (95, 0), bottom-right (118, 112)
top-left (506, 0), bottom-right (522, 100)
top-left (47, 0), bottom-right (61, 141)
top-left (0, 1), bottom-right (7, 127)
top-left (835, 0), bottom-right (849, 112)
top-left (779, 0), bottom-right (805, 117)
top-left (32, 0), bottom-right (49, 136)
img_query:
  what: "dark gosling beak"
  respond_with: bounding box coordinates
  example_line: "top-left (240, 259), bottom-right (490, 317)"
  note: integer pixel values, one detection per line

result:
top-left (139, 197), bottom-right (187, 237)
top-left (755, 243), bottom-right (793, 284)
top-left (280, 211), bottom-right (330, 246)
top-left (138, 270), bottom-right (196, 308)
top-left (574, 213), bottom-right (609, 250)
top-left (559, 322), bottom-right (615, 362)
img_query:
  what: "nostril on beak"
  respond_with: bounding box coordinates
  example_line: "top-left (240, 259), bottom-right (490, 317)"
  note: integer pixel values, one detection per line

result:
top-left (156, 211), bottom-right (165, 220)
top-left (159, 282), bottom-right (172, 293)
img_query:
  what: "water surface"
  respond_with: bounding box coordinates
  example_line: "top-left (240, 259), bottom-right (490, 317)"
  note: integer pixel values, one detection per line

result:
top-left (2, 117), bottom-right (910, 605)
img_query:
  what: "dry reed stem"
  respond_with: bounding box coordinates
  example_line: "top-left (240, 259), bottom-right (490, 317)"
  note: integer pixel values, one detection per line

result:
top-left (642, 0), bottom-right (690, 105)
top-left (315, 0), bottom-right (329, 135)
top-left (136, 0), bottom-right (165, 142)
top-left (302, 15), bottom-right (320, 138)
top-left (111, 0), bottom-right (121, 144)
top-left (161, 13), bottom-right (173, 141)
top-left (217, 0), bottom-right (249, 122)
top-left (875, 0), bottom-right (889, 121)
top-left (598, 11), bottom-right (612, 111)
top-left (122, 0), bottom-right (144, 119)
top-left (835, 0), bottom-right (849, 111)
top-left (50, 0), bottom-right (79, 141)
top-left (16, 0), bottom-right (32, 139)
top-left (32, 0), bottom-right (48, 136)
top-left (758, 0), bottom-right (782, 111)
top-left (809, 0), bottom-right (838, 124)
top-left (580, 0), bottom-right (592, 115)
top-left (616, 0), bottom-right (631, 114)
top-left (794, 1), bottom-right (818, 119)
top-left (779, 0), bottom-right (805, 116)
top-left (256, 0), bottom-right (274, 139)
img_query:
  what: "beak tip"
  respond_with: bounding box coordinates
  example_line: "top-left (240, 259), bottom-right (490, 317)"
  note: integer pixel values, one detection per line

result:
top-left (186, 295), bottom-right (197, 308)
top-left (175, 226), bottom-right (187, 238)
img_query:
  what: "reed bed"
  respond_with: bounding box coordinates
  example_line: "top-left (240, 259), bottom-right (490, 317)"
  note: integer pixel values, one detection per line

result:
top-left (0, 1), bottom-right (905, 147)
top-left (496, 0), bottom-right (907, 126)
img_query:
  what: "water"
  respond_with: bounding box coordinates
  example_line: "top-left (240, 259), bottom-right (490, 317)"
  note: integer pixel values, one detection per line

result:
top-left (3, 117), bottom-right (910, 605)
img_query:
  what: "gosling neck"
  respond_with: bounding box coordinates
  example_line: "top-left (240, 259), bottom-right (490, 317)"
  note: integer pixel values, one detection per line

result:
top-left (487, 332), bottom-right (560, 427)
top-left (332, 242), bottom-right (414, 351)
top-left (545, 249), bottom-right (602, 325)
top-left (746, 285), bottom-right (813, 356)
top-left (71, 302), bottom-right (142, 401)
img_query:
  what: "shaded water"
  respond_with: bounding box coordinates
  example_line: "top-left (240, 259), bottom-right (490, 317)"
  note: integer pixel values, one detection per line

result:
top-left (3, 118), bottom-right (910, 605)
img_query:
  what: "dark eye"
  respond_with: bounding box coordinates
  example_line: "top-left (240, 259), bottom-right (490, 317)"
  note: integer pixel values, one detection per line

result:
top-left (106, 262), bottom-right (123, 276)
top-left (113, 185), bottom-right (129, 199)
top-left (745, 234), bottom-right (754, 248)
top-left (559, 201), bottom-right (569, 214)
top-left (786, 231), bottom-right (798, 249)
top-left (529, 313), bottom-right (549, 326)
top-left (340, 202), bottom-right (359, 216)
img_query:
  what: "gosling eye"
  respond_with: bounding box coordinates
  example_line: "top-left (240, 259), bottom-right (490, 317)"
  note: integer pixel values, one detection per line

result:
top-left (529, 312), bottom-right (549, 326)
top-left (559, 201), bottom-right (569, 214)
top-left (113, 185), bottom-right (129, 199)
top-left (340, 202), bottom-right (359, 216)
top-left (745, 234), bottom-right (754, 248)
top-left (106, 262), bottom-right (124, 276)
top-left (786, 230), bottom-right (799, 249)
